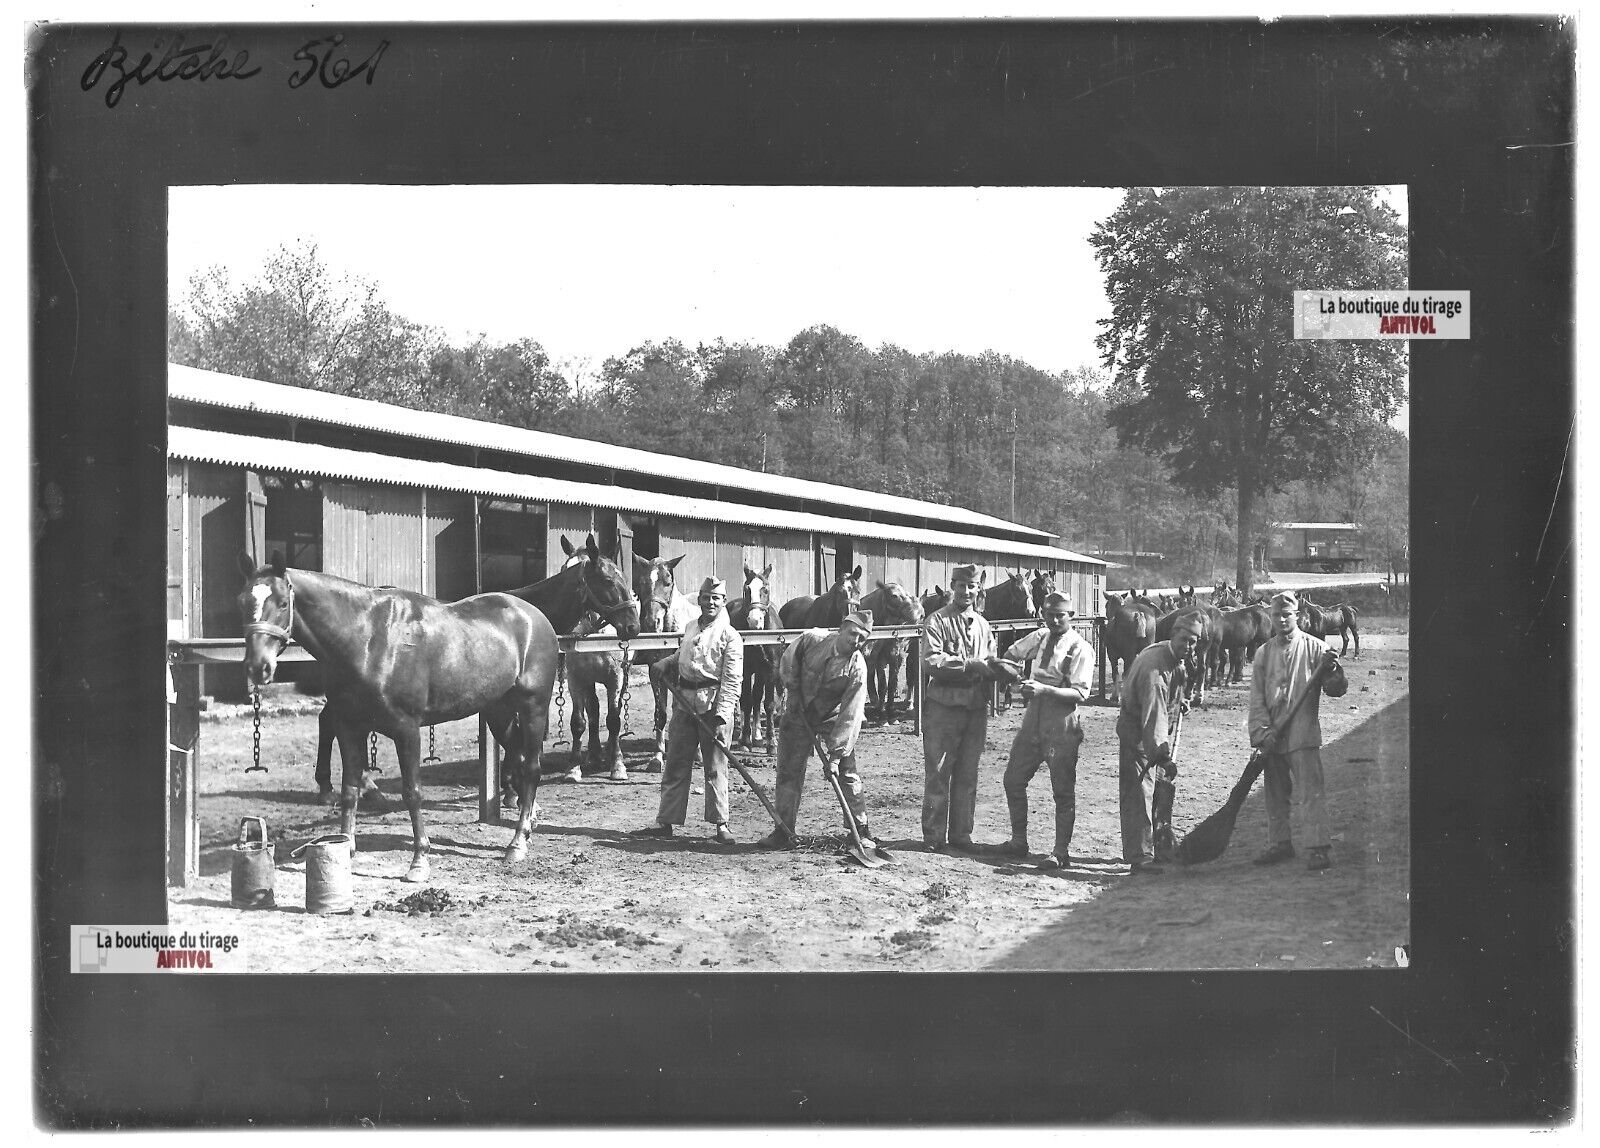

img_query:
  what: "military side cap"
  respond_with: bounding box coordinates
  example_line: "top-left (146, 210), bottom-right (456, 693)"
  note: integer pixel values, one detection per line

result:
top-left (1172, 611), bottom-right (1207, 636)
top-left (700, 576), bottom-right (727, 596)
top-left (1042, 591), bottom-right (1073, 612)
top-left (842, 609), bottom-right (874, 635)
top-left (1270, 590), bottom-right (1299, 607)
top-left (950, 563), bottom-right (982, 584)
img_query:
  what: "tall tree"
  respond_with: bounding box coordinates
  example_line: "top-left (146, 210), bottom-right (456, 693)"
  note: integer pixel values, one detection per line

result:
top-left (1091, 186), bottom-right (1407, 592)
top-left (172, 239), bottom-right (438, 403)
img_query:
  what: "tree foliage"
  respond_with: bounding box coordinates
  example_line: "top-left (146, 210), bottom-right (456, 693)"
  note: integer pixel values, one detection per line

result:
top-left (171, 231), bottom-right (1408, 590)
top-left (1091, 186), bottom-right (1408, 590)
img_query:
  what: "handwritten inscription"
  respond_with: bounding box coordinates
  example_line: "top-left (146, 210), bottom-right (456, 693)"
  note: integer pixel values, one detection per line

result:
top-left (289, 35), bottom-right (389, 90)
top-left (81, 31), bottom-right (260, 109)
top-left (80, 31), bottom-right (388, 107)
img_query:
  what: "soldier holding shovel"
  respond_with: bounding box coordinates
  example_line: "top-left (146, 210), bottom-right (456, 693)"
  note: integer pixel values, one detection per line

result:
top-left (757, 610), bottom-right (875, 850)
top-left (1117, 611), bottom-right (1204, 873)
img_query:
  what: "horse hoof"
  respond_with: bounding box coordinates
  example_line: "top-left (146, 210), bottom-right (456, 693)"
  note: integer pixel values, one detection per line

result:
top-left (560, 768), bottom-right (583, 784)
top-left (645, 760), bottom-right (663, 774)
top-left (404, 860), bottom-right (429, 883)
top-left (503, 843), bottom-right (528, 864)
top-left (609, 767), bottom-right (628, 781)
top-left (317, 787), bottom-right (336, 806)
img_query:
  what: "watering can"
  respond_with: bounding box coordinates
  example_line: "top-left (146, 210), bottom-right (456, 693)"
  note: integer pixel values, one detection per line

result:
top-left (292, 833), bottom-right (355, 915)
top-left (230, 816), bottom-right (277, 910)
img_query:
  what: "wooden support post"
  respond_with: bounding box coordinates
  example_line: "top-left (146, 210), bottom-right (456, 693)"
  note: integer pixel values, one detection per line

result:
top-left (478, 715), bottom-right (498, 824)
top-left (167, 660), bottom-right (200, 887)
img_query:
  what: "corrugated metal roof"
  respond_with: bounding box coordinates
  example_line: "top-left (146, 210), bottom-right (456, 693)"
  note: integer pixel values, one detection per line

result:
top-left (1273, 522), bottom-right (1362, 531)
top-left (170, 426), bottom-right (1104, 568)
top-left (169, 363), bottom-right (1055, 542)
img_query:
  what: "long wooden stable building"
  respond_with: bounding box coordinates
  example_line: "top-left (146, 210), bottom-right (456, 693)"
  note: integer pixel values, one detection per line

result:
top-left (167, 364), bottom-right (1105, 694)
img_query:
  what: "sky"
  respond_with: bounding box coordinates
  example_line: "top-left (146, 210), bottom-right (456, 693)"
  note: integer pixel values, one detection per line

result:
top-left (169, 182), bottom-right (1409, 427)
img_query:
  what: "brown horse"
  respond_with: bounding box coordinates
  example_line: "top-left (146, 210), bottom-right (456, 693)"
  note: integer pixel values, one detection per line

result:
top-left (1298, 598), bottom-right (1361, 657)
top-left (633, 554), bottom-right (698, 771)
top-left (983, 570), bottom-right (1035, 704)
top-left (860, 581), bottom-right (924, 719)
top-left (1214, 602), bottom-right (1273, 684)
top-left (1101, 590), bottom-right (1161, 704)
top-left (507, 534), bottom-right (641, 794)
top-left (237, 550), bottom-right (560, 879)
top-left (729, 563), bottom-right (782, 751)
top-left (1028, 569), bottom-right (1057, 614)
top-left (780, 563), bottom-right (863, 629)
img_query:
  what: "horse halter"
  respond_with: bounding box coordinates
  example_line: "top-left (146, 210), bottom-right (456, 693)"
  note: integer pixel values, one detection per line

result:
top-left (246, 573), bottom-right (295, 649)
top-left (578, 565), bottom-right (639, 625)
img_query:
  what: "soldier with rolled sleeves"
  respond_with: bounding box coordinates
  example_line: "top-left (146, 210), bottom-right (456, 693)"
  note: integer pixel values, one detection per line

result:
top-left (995, 591), bottom-right (1095, 868)
top-left (919, 563), bottom-right (997, 853)
top-left (1117, 611), bottom-right (1203, 873)
top-left (632, 576), bottom-right (744, 844)
top-left (757, 610), bottom-right (874, 849)
top-left (1249, 589), bottom-right (1348, 871)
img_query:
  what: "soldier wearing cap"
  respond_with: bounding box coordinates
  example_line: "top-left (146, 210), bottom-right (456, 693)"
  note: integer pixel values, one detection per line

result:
top-left (633, 575), bottom-right (744, 844)
top-left (919, 563), bottom-right (998, 853)
top-left (1249, 589), bottom-right (1347, 871)
top-left (1117, 610), bottom-right (1205, 872)
top-left (994, 591), bottom-right (1095, 868)
top-left (758, 610), bottom-right (875, 849)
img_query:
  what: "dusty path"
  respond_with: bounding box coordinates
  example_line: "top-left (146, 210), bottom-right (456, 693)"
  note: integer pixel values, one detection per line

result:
top-left (169, 625), bottom-right (1409, 972)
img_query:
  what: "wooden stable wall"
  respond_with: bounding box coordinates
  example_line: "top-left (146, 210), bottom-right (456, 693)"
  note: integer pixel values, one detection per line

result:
top-left (657, 516), bottom-right (717, 589)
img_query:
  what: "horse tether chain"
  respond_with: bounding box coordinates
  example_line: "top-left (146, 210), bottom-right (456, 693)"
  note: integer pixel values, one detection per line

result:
top-left (423, 724), bottom-right (440, 765)
top-left (618, 633), bottom-right (632, 740)
top-left (247, 689), bottom-right (267, 773)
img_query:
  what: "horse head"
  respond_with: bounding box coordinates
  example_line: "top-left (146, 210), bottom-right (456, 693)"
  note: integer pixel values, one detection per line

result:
top-left (561, 533), bottom-right (641, 639)
top-left (634, 553), bottom-right (686, 633)
top-left (740, 563), bottom-right (777, 629)
top-left (921, 586), bottom-right (950, 616)
top-left (834, 564), bottom-right (864, 612)
top-left (236, 549), bottom-right (294, 688)
top-left (870, 580), bottom-right (924, 626)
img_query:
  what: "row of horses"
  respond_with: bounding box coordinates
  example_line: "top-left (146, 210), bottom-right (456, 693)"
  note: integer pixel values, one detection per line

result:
top-left (1102, 581), bottom-right (1361, 708)
top-left (237, 535), bottom-right (1064, 881)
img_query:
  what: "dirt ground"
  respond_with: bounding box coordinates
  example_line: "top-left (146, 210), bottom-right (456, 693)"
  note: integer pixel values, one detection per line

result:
top-left (169, 624), bottom-right (1410, 973)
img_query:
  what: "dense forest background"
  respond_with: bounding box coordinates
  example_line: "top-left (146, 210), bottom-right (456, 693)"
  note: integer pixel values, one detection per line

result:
top-left (169, 239), bottom-right (1408, 588)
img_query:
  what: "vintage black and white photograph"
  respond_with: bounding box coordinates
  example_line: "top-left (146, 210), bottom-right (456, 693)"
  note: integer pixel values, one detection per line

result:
top-left (162, 182), bottom-right (1412, 974)
top-left (31, 16), bottom-right (1573, 1125)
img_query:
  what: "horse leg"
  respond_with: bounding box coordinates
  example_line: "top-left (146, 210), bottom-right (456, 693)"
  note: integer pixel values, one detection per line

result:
top-left (888, 647), bottom-right (904, 718)
top-left (332, 719), bottom-right (368, 856)
top-left (387, 723), bottom-right (430, 883)
top-left (561, 682), bottom-right (585, 783)
top-left (504, 699), bottom-right (549, 864)
top-left (315, 706), bottom-right (337, 804)
top-left (1348, 617), bottom-right (1360, 658)
top-left (606, 677), bottom-right (627, 781)
top-left (584, 688), bottom-right (604, 773)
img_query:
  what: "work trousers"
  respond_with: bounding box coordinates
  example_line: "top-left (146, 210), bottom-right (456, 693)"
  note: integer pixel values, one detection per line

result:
top-left (921, 700), bottom-right (987, 847)
top-left (772, 716), bottom-right (865, 835)
top-left (1263, 747), bottom-right (1328, 849)
top-left (1118, 737), bottom-right (1174, 864)
top-left (1003, 697), bottom-right (1083, 858)
top-left (655, 705), bottom-right (730, 827)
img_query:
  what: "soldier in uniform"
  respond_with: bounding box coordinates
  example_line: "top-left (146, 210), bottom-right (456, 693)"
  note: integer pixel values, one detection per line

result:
top-left (996, 591), bottom-right (1095, 868)
top-left (919, 564), bottom-right (997, 853)
top-left (758, 610), bottom-right (874, 849)
top-left (632, 576), bottom-right (744, 844)
top-left (1117, 611), bottom-right (1203, 872)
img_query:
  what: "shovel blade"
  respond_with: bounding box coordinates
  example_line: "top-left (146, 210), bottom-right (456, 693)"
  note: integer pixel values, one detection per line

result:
top-left (844, 842), bottom-right (887, 869)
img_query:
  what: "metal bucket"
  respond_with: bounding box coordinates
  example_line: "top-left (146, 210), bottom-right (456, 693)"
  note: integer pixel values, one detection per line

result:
top-left (230, 817), bottom-right (276, 910)
top-left (293, 834), bottom-right (354, 915)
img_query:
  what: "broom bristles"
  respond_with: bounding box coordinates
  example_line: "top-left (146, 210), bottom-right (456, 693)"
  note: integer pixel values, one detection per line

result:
top-left (1175, 753), bottom-right (1268, 866)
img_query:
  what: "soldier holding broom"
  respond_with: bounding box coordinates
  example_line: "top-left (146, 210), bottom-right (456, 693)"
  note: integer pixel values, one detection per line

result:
top-left (1117, 611), bottom-right (1203, 873)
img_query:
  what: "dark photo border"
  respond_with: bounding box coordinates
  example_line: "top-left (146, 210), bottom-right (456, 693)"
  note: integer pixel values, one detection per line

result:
top-left (29, 19), bottom-right (1574, 1125)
